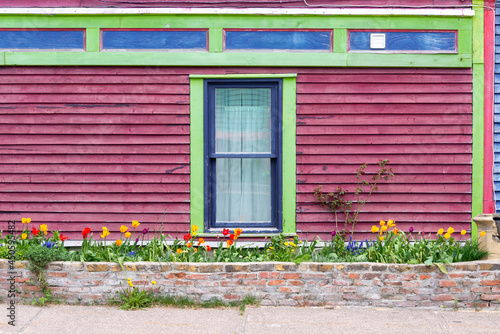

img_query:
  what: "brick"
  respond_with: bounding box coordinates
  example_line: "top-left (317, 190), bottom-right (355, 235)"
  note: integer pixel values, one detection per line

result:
top-left (449, 273), bottom-right (466, 279)
top-left (451, 288), bottom-right (464, 293)
top-left (362, 273), bottom-right (382, 280)
top-left (439, 280), bottom-right (457, 287)
top-left (401, 274), bottom-right (417, 281)
top-left (259, 272), bottom-right (280, 279)
top-left (234, 273), bottom-right (257, 280)
top-left (223, 294), bottom-right (239, 300)
top-left (280, 286), bottom-right (300, 293)
top-left (198, 264), bottom-right (223, 273)
top-left (14, 262), bottom-right (27, 269)
top-left (283, 273), bottom-right (301, 279)
top-left (345, 264), bottom-right (370, 271)
top-left (225, 264), bottom-right (249, 272)
top-left (173, 264), bottom-right (198, 272)
top-left (174, 280), bottom-right (194, 286)
top-left (431, 294), bottom-right (454, 301)
top-left (302, 273), bottom-right (325, 279)
top-left (310, 264), bottom-right (334, 272)
top-left (371, 264), bottom-right (388, 272)
top-left (86, 264), bottom-right (109, 272)
top-left (403, 281), bottom-right (421, 288)
top-left (46, 272), bottom-right (68, 278)
top-left (62, 262), bottom-right (84, 272)
top-left (480, 294), bottom-right (500, 301)
top-left (242, 279), bottom-right (266, 286)
top-left (332, 280), bottom-right (352, 286)
top-left (275, 264), bottom-right (297, 271)
top-left (450, 264), bottom-right (477, 271)
top-left (385, 281), bottom-right (403, 287)
top-left (289, 280), bottom-right (304, 286)
top-left (165, 273), bottom-right (186, 279)
top-left (342, 294), bottom-right (363, 300)
top-left (493, 287), bottom-right (500, 293)
top-left (413, 265), bottom-right (438, 273)
top-left (47, 262), bottom-right (64, 271)
top-left (249, 263), bottom-right (275, 271)
top-left (341, 286), bottom-right (357, 293)
top-left (388, 265), bottom-right (412, 273)
top-left (268, 280), bottom-right (286, 286)
top-left (479, 263), bottom-right (500, 271)
top-left (480, 280), bottom-right (500, 286)
top-left (186, 274), bottom-right (209, 280)
top-left (348, 273), bottom-right (360, 279)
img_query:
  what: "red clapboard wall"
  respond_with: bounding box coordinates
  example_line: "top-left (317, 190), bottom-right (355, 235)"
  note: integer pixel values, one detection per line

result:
top-left (0, 67), bottom-right (472, 240)
top-left (0, 0), bottom-right (472, 7)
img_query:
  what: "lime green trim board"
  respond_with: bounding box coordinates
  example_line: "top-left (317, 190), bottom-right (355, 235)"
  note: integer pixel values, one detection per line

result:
top-left (189, 74), bottom-right (297, 234)
top-left (470, 0), bottom-right (485, 240)
top-left (190, 78), bottom-right (205, 233)
top-left (0, 13), bottom-right (473, 67)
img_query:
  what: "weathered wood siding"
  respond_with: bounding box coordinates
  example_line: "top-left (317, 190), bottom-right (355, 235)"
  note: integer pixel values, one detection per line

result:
top-left (0, 67), bottom-right (192, 239)
top-left (294, 68), bottom-right (473, 240)
top-left (0, 0), bottom-right (472, 7)
top-left (0, 67), bottom-right (472, 240)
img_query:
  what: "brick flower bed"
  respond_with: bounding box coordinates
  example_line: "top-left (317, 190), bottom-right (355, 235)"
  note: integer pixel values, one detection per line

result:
top-left (1, 259), bottom-right (500, 309)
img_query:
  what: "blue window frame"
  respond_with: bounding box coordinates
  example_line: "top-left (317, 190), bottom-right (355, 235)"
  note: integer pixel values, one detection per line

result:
top-left (204, 79), bottom-right (283, 230)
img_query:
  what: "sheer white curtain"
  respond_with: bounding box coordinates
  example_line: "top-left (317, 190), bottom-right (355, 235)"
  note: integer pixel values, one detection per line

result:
top-left (215, 88), bottom-right (272, 223)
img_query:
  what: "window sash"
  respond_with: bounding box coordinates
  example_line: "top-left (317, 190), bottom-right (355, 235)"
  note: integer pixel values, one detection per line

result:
top-left (205, 80), bottom-right (282, 229)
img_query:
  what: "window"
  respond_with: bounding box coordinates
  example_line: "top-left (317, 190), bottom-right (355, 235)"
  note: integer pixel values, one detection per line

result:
top-left (205, 80), bottom-right (281, 230)
top-left (190, 74), bottom-right (296, 234)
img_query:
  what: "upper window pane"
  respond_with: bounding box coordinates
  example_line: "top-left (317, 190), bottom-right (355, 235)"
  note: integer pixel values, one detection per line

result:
top-left (225, 29), bottom-right (333, 52)
top-left (215, 88), bottom-right (272, 154)
top-left (101, 29), bottom-right (208, 51)
top-left (0, 29), bottom-right (85, 51)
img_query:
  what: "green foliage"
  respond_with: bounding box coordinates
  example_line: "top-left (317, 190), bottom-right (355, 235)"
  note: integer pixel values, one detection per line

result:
top-left (314, 160), bottom-right (394, 235)
top-left (117, 284), bottom-right (155, 310)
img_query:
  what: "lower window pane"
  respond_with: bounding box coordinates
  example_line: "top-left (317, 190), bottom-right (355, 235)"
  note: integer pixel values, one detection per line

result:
top-left (216, 158), bottom-right (271, 223)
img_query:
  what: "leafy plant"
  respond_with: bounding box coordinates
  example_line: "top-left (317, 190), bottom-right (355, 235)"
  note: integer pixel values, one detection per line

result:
top-left (314, 159), bottom-right (394, 237)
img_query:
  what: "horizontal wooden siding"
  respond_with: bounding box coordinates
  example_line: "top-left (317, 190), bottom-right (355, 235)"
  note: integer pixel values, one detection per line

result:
top-left (295, 68), bottom-right (473, 240)
top-left (0, 66), bottom-right (472, 240)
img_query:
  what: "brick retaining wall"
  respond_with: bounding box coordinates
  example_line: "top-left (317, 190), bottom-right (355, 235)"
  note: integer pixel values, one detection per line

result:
top-left (1, 260), bottom-right (500, 309)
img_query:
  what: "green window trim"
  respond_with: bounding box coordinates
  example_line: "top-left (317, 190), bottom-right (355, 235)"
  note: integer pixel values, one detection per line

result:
top-left (190, 74), bottom-right (296, 235)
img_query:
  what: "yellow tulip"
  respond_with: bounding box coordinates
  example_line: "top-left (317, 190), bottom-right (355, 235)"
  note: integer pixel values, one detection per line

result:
top-left (116, 240), bottom-right (123, 246)
top-left (40, 224), bottom-right (48, 232)
top-left (21, 233), bottom-right (27, 240)
top-left (176, 248), bottom-right (182, 254)
top-left (125, 232), bottom-right (131, 238)
top-left (437, 228), bottom-right (444, 235)
top-left (444, 233), bottom-right (451, 239)
top-left (132, 220), bottom-right (140, 228)
top-left (387, 220), bottom-right (395, 227)
top-left (378, 236), bottom-right (384, 241)
top-left (371, 226), bottom-right (379, 233)
top-left (120, 225), bottom-right (128, 233)
top-left (461, 229), bottom-right (466, 236)
top-left (152, 281), bottom-right (157, 285)
top-left (447, 227), bottom-right (454, 235)
top-left (22, 217), bottom-right (31, 224)
top-left (480, 231), bottom-right (486, 237)
top-left (381, 225), bottom-right (388, 232)
top-left (191, 225), bottom-right (199, 232)
top-left (379, 220), bottom-right (386, 226)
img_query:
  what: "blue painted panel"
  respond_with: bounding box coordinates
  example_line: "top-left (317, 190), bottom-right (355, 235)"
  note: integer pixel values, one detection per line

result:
top-left (102, 30), bottom-right (207, 50)
top-left (225, 30), bottom-right (332, 51)
top-left (349, 31), bottom-right (456, 52)
top-left (0, 30), bottom-right (84, 50)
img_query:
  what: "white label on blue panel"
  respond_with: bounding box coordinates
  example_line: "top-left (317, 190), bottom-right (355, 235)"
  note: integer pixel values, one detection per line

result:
top-left (370, 33), bottom-right (386, 49)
